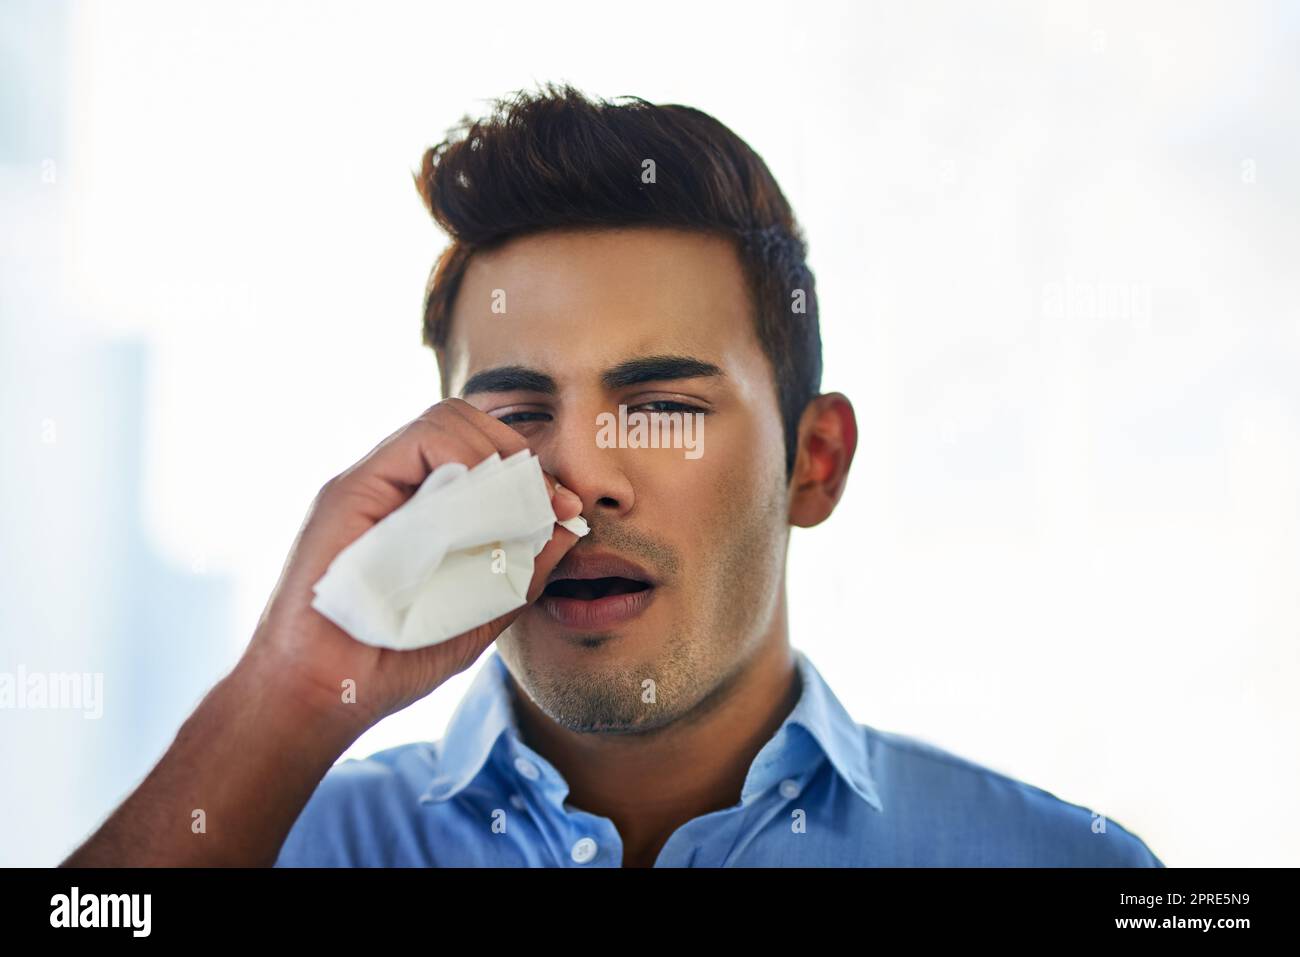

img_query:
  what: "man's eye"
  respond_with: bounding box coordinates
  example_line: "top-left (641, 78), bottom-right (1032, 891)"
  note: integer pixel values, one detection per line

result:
top-left (497, 411), bottom-right (551, 425)
top-left (499, 403), bottom-right (705, 425)
top-left (635, 401), bottom-right (708, 414)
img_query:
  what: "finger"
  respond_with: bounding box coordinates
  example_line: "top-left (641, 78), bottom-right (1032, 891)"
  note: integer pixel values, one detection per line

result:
top-left (322, 435), bottom-right (492, 532)
top-left (525, 525), bottom-right (582, 604)
top-left (457, 522), bottom-right (579, 642)
top-left (443, 400), bottom-right (581, 519)
top-left (415, 403), bottom-right (503, 469)
top-left (541, 469), bottom-right (583, 521)
top-left (333, 402), bottom-right (500, 495)
top-left (439, 397), bottom-right (530, 458)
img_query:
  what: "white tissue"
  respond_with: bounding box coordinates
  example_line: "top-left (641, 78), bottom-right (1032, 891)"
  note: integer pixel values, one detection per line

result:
top-left (310, 449), bottom-right (589, 650)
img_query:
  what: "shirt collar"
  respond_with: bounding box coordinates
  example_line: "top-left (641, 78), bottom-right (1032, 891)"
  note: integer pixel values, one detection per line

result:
top-left (418, 647), bottom-right (882, 813)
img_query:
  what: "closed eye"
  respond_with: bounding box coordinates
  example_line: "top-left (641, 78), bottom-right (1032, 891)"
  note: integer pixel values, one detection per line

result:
top-left (635, 401), bottom-right (708, 415)
top-left (496, 410), bottom-right (551, 425)
top-left (497, 400), bottom-right (708, 426)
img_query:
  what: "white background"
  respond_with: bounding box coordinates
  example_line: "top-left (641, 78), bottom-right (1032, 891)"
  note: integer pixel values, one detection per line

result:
top-left (2, 0), bottom-right (1297, 866)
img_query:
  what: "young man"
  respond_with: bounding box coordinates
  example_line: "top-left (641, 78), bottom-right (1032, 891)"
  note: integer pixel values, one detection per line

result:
top-left (63, 83), bottom-right (1162, 868)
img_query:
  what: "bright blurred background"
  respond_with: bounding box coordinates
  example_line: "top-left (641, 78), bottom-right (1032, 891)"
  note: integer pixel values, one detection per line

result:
top-left (2, 0), bottom-right (1297, 867)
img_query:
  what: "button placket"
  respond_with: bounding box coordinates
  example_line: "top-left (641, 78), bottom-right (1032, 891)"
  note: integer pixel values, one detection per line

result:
top-left (570, 836), bottom-right (598, 864)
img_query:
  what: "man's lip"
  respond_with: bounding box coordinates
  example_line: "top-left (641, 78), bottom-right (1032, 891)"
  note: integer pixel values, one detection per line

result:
top-left (545, 550), bottom-right (657, 587)
top-left (539, 587), bottom-right (655, 631)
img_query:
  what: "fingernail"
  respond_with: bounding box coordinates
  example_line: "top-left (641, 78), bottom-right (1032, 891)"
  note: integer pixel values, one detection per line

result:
top-left (554, 482), bottom-right (582, 509)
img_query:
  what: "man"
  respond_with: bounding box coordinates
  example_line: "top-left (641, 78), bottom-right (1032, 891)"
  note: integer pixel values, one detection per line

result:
top-left (62, 83), bottom-right (1162, 868)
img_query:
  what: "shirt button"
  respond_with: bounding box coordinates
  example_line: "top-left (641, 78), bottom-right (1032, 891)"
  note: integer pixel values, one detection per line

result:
top-left (510, 793), bottom-right (526, 809)
top-left (570, 837), bottom-right (598, 864)
top-left (513, 756), bottom-right (540, 780)
top-left (778, 778), bottom-right (801, 799)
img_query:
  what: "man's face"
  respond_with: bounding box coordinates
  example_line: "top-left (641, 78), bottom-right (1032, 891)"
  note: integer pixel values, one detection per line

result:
top-left (446, 226), bottom-right (790, 734)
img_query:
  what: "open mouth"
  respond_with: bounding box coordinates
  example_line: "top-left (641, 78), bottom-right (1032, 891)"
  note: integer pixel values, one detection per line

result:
top-left (539, 552), bottom-right (658, 630)
top-left (542, 577), bottom-right (651, 601)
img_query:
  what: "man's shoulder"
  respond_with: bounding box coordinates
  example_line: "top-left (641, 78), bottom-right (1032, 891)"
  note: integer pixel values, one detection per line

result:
top-left (311, 740), bottom-right (439, 800)
top-left (860, 724), bottom-right (1164, 867)
top-left (275, 741), bottom-right (440, 867)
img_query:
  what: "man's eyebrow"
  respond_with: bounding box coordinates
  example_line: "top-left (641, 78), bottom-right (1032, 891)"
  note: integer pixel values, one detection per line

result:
top-left (460, 366), bottom-right (558, 397)
top-left (601, 355), bottom-right (725, 390)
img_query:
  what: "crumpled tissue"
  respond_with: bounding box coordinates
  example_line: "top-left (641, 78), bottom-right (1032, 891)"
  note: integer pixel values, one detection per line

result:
top-left (310, 449), bottom-right (588, 650)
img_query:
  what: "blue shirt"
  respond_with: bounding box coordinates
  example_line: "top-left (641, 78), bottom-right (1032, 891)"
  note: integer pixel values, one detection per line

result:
top-left (275, 648), bottom-right (1164, 867)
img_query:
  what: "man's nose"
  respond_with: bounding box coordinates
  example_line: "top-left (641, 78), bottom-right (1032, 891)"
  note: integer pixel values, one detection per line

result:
top-left (536, 409), bottom-right (636, 521)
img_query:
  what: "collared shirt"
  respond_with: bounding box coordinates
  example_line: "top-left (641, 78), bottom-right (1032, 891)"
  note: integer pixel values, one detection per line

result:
top-left (275, 648), bottom-right (1164, 867)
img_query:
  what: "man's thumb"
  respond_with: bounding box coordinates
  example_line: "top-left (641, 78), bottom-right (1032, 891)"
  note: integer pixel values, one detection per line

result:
top-left (525, 525), bottom-right (581, 605)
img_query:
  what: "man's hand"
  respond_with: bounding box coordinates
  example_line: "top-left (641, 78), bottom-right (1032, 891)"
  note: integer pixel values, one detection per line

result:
top-left (249, 397), bottom-right (584, 731)
top-left (60, 398), bottom-right (581, 866)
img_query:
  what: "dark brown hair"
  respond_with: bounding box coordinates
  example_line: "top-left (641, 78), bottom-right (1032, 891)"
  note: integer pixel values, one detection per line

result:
top-left (412, 82), bottom-right (822, 480)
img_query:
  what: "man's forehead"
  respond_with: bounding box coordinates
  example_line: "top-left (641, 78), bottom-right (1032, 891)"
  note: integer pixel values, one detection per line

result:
top-left (443, 226), bottom-right (756, 393)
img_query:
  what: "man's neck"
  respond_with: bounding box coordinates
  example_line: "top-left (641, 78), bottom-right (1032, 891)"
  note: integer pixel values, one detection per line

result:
top-left (507, 630), bottom-right (801, 868)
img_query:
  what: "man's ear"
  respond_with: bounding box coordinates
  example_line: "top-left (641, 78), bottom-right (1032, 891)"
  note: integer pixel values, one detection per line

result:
top-left (788, 392), bottom-right (859, 528)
